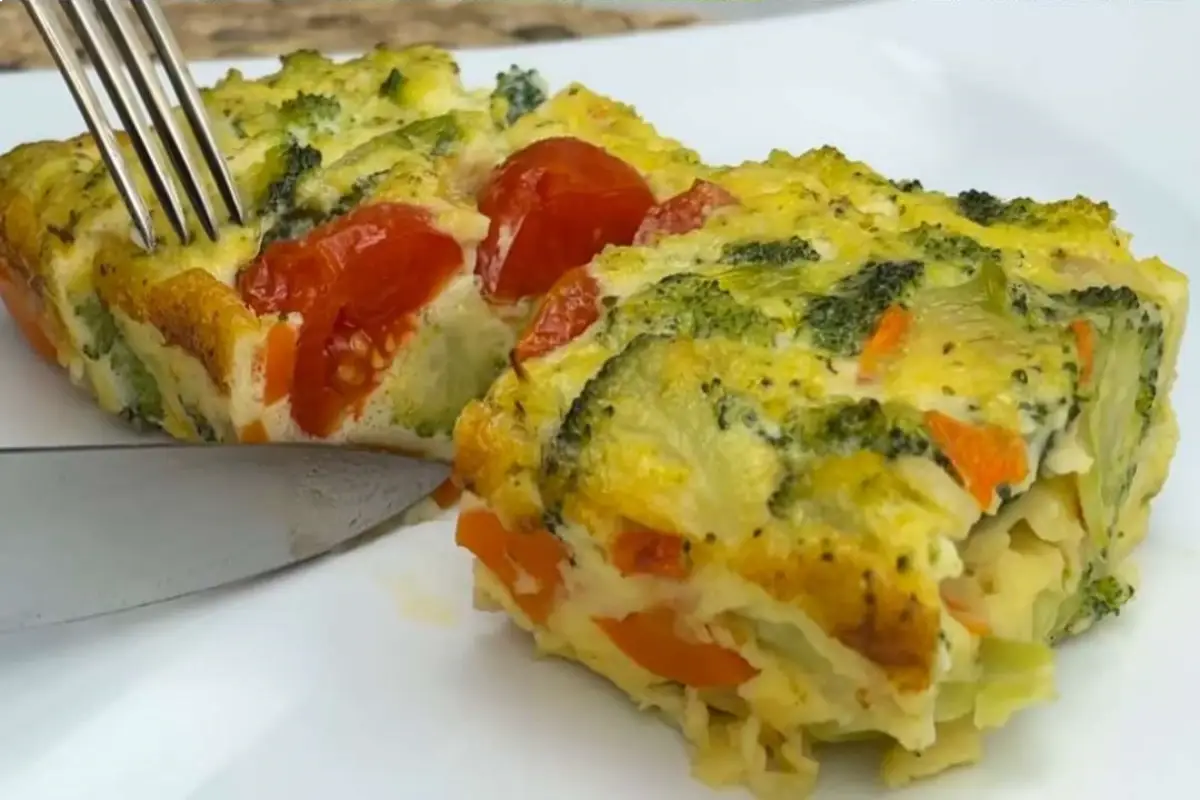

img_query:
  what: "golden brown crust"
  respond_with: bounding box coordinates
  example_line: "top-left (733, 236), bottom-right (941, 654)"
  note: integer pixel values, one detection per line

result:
top-left (723, 537), bottom-right (939, 692)
top-left (97, 265), bottom-right (260, 391)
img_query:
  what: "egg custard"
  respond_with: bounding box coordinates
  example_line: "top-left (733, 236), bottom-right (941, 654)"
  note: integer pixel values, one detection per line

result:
top-left (454, 147), bottom-right (1187, 796)
top-left (0, 46), bottom-right (703, 459)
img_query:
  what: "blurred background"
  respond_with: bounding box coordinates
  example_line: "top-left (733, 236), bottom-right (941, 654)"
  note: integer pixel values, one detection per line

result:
top-left (0, 0), bottom-right (847, 70)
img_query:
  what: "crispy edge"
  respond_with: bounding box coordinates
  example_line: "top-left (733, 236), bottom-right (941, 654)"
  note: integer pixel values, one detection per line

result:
top-left (97, 263), bottom-right (261, 392)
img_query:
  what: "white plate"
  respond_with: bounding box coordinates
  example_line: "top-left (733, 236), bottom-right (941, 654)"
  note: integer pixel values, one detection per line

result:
top-left (1, 2), bottom-right (1199, 798)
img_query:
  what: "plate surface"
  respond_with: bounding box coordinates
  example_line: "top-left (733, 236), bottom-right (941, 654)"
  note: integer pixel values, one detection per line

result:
top-left (1, 2), bottom-right (1199, 798)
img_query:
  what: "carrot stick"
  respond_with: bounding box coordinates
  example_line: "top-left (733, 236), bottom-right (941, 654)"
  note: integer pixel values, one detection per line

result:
top-left (924, 411), bottom-right (1028, 509)
top-left (596, 606), bottom-right (758, 688)
top-left (239, 419), bottom-right (270, 443)
top-left (262, 322), bottom-right (297, 406)
top-left (430, 478), bottom-right (463, 509)
top-left (1070, 319), bottom-right (1095, 385)
top-left (859, 304), bottom-right (912, 382)
top-left (455, 508), bottom-right (568, 625)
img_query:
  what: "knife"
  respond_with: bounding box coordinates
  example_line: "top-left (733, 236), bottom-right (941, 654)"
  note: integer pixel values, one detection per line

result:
top-left (0, 442), bottom-right (451, 634)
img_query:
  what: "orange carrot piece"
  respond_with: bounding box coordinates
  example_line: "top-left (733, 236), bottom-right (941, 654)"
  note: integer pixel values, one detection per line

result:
top-left (1070, 319), bottom-right (1095, 385)
top-left (430, 478), bottom-right (463, 509)
top-left (610, 527), bottom-right (689, 580)
top-left (924, 410), bottom-right (1028, 509)
top-left (859, 304), bottom-right (912, 382)
top-left (239, 419), bottom-right (270, 443)
top-left (940, 587), bottom-right (992, 637)
top-left (596, 606), bottom-right (758, 688)
top-left (262, 322), bottom-right (297, 406)
top-left (455, 508), bottom-right (568, 625)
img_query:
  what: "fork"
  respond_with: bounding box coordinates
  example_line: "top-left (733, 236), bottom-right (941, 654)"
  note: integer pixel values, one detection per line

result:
top-left (21, 0), bottom-right (246, 251)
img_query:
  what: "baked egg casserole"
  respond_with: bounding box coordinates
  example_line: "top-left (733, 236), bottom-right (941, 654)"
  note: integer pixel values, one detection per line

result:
top-left (0, 46), bottom-right (701, 459)
top-left (454, 147), bottom-right (1187, 796)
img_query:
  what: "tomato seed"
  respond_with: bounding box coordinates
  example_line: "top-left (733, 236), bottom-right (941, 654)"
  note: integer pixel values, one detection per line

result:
top-left (337, 362), bottom-right (365, 386)
top-left (349, 332), bottom-right (371, 356)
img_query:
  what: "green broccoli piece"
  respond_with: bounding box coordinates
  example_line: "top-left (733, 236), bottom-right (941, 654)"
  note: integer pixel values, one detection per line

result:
top-left (492, 65), bottom-right (548, 126)
top-left (721, 236), bottom-right (820, 266)
top-left (278, 92), bottom-right (340, 128)
top-left (260, 170), bottom-right (387, 249)
top-left (185, 407), bottom-right (218, 443)
top-left (330, 172), bottom-right (387, 216)
top-left (379, 68), bottom-right (406, 102)
top-left (75, 296), bottom-right (119, 360)
top-left (1051, 285), bottom-right (1164, 433)
top-left (762, 400), bottom-right (938, 519)
top-left (396, 114), bottom-right (460, 157)
top-left (956, 189), bottom-right (1038, 227)
top-left (802, 259), bottom-right (924, 356)
top-left (600, 273), bottom-right (781, 347)
top-left (540, 334), bottom-right (667, 522)
top-left (1083, 575), bottom-right (1135, 621)
top-left (259, 139), bottom-right (322, 215)
top-left (111, 343), bottom-right (163, 429)
top-left (904, 223), bottom-right (1001, 276)
top-left (801, 399), bottom-right (935, 460)
top-left (1060, 285), bottom-right (1142, 314)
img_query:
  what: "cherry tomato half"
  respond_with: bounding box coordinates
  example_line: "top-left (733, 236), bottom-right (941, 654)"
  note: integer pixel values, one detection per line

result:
top-left (633, 179), bottom-right (739, 246)
top-left (238, 203), bottom-right (463, 437)
top-left (475, 137), bottom-right (655, 302)
top-left (512, 266), bottom-right (600, 362)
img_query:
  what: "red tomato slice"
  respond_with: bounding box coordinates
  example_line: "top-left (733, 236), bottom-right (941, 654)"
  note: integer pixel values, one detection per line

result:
top-left (513, 266), bottom-right (600, 362)
top-left (475, 137), bottom-right (655, 302)
top-left (633, 179), bottom-right (738, 246)
top-left (238, 203), bottom-right (463, 437)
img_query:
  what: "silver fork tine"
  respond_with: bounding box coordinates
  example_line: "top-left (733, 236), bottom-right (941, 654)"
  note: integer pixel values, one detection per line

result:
top-left (20, 0), bottom-right (158, 250)
top-left (59, 0), bottom-right (193, 246)
top-left (92, 0), bottom-right (221, 242)
top-left (131, 0), bottom-right (247, 227)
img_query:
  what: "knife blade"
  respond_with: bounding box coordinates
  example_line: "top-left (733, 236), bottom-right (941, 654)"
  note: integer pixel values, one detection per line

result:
top-left (0, 443), bottom-right (451, 633)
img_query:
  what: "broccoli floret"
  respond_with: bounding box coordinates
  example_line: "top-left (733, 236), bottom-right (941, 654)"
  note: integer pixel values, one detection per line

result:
top-left (492, 65), bottom-right (548, 126)
top-left (802, 260), bottom-right (924, 356)
top-left (1060, 285), bottom-right (1141, 313)
top-left (721, 236), bottom-right (820, 266)
top-left (764, 399), bottom-right (937, 518)
top-left (258, 140), bottom-right (322, 216)
top-left (185, 407), bottom-right (218, 442)
top-left (540, 333), bottom-right (666, 515)
top-left (278, 92), bottom-right (340, 129)
top-left (1084, 575), bottom-right (1135, 620)
top-left (260, 170), bottom-right (383, 249)
top-left (802, 399), bottom-right (934, 460)
top-left (330, 172), bottom-right (387, 216)
top-left (956, 190), bottom-right (1038, 227)
top-left (74, 294), bottom-right (163, 428)
top-left (111, 342), bottom-right (163, 429)
top-left (76, 296), bottom-right (118, 360)
top-left (905, 224), bottom-right (1001, 276)
top-left (1051, 285), bottom-right (1165, 434)
top-left (396, 114), bottom-right (460, 157)
top-left (379, 68), bottom-right (406, 102)
top-left (600, 273), bottom-right (781, 346)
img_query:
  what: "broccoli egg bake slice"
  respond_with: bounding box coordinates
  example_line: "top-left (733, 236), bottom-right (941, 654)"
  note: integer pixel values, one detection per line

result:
top-left (0, 47), bottom-right (704, 460)
top-left (453, 146), bottom-right (1187, 797)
